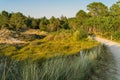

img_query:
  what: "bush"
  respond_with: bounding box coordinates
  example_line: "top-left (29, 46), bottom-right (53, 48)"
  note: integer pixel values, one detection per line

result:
top-left (73, 29), bottom-right (87, 41)
top-left (112, 31), bottom-right (120, 40)
top-left (0, 46), bottom-right (17, 56)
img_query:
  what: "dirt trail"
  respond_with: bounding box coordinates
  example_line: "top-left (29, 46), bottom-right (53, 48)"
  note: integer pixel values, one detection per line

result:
top-left (95, 37), bottom-right (120, 80)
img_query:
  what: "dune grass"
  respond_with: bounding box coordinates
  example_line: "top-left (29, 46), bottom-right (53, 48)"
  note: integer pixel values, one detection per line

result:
top-left (0, 29), bottom-right (103, 80)
top-left (9, 30), bottom-right (99, 61)
top-left (0, 45), bottom-right (106, 80)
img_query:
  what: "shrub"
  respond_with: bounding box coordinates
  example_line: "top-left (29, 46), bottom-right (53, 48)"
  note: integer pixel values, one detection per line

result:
top-left (112, 31), bottom-right (120, 40)
top-left (1, 46), bottom-right (17, 56)
top-left (73, 29), bottom-right (87, 41)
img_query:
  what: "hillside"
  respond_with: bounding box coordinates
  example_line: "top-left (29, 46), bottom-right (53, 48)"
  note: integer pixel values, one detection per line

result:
top-left (0, 29), bottom-right (26, 44)
top-left (0, 29), bottom-right (99, 60)
top-left (0, 29), bottom-right (47, 44)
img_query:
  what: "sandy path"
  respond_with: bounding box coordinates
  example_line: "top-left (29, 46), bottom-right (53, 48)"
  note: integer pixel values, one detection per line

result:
top-left (95, 37), bottom-right (120, 80)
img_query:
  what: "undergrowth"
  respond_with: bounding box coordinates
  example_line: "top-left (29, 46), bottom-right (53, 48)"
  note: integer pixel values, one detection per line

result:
top-left (0, 45), bottom-right (109, 80)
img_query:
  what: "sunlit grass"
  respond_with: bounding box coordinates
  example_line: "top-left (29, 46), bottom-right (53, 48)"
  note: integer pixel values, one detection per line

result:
top-left (10, 30), bottom-right (100, 61)
top-left (0, 45), bottom-right (105, 80)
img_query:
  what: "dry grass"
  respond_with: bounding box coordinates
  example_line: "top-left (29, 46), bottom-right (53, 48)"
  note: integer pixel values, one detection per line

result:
top-left (22, 29), bottom-right (48, 36)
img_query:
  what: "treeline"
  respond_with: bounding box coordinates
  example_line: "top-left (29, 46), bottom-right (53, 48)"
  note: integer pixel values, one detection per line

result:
top-left (0, 11), bottom-right (69, 31)
top-left (1, 1), bottom-right (120, 39)
top-left (72, 1), bottom-right (120, 40)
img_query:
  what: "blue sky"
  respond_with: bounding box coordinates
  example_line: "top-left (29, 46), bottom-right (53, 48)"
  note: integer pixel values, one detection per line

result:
top-left (0, 0), bottom-right (118, 18)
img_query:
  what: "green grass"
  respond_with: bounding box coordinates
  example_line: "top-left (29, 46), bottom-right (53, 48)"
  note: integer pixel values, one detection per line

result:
top-left (0, 45), bottom-right (105, 80)
top-left (0, 30), bottom-right (99, 61)
top-left (0, 29), bottom-right (103, 80)
top-left (11, 30), bottom-right (99, 61)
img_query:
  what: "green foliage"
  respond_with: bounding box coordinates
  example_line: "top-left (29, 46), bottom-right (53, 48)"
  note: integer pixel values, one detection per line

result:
top-left (1, 1), bottom-right (120, 60)
top-left (48, 16), bottom-right (61, 32)
top-left (110, 1), bottom-right (120, 16)
top-left (1, 11), bottom-right (9, 17)
top-left (1, 1), bottom-right (118, 79)
top-left (0, 45), bottom-right (17, 57)
top-left (0, 30), bottom-right (99, 61)
top-left (9, 12), bottom-right (26, 30)
top-left (39, 17), bottom-right (49, 31)
top-left (87, 2), bottom-right (108, 16)
top-left (60, 16), bottom-right (69, 29)
top-left (83, 15), bottom-right (120, 41)
top-left (0, 0), bottom-right (119, 37)
top-left (31, 19), bottom-right (39, 29)
top-left (73, 29), bottom-right (87, 41)
top-left (0, 11), bottom-right (9, 29)
top-left (76, 10), bottom-right (88, 20)
top-left (112, 31), bottom-right (120, 40)
top-left (0, 45), bottom-right (106, 80)
top-left (68, 18), bottom-right (80, 30)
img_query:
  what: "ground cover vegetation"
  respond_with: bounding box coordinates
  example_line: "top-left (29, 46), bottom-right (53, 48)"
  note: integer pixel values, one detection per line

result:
top-left (0, 1), bottom-right (119, 80)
